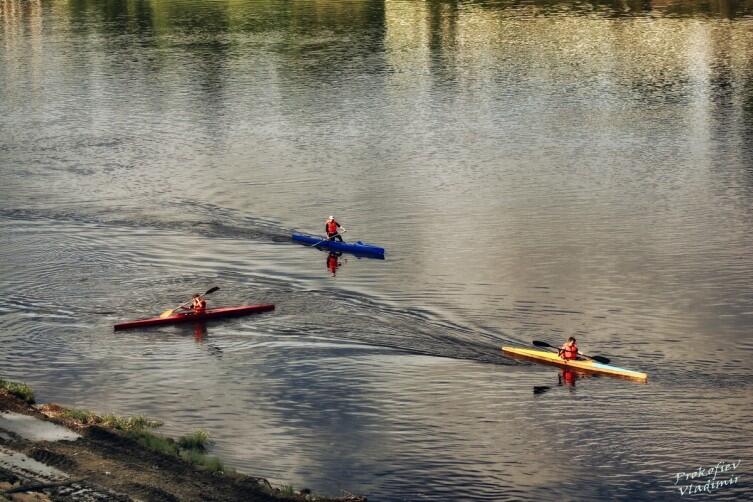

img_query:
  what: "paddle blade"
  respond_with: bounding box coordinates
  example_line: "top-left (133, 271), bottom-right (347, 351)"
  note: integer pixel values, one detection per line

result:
top-left (590, 355), bottom-right (611, 364)
top-left (159, 309), bottom-right (175, 319)
top-left (204, 286), bottom-right (220, 295)
top-left (532, 340), bottom-right (554, 349)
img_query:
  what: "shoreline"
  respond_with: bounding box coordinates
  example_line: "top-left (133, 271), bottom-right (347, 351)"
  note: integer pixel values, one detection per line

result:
top-left (0, 381), bottom-right (365, 502)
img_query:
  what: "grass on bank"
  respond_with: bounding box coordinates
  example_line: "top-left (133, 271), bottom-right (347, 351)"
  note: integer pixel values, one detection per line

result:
top-left (60, 408), bottom-right (163, 431)
top-left (0, 378), bottom-right (35, 403)
top-left (3, 383), bottom-right (329, 500)
top-left (59, 409), bottom-right (307, 495)
top-left (59, 407), bottom-right (222, 472)
top-left (0, 381), bottom-right (221, 473)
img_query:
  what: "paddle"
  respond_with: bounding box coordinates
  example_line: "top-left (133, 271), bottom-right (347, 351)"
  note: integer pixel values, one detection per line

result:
top-left (532, 340), bottom-right (611, 364)
top-left (310, 229), bottom-right (347, 247)
top-left (533, 386), bottom-right (552, 395)
top-left (159, 286), bottom-right (220, 318)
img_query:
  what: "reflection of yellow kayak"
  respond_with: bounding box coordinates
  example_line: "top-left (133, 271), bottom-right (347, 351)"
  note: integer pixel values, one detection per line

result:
top-left (501, 347), bottom-right (648, 383)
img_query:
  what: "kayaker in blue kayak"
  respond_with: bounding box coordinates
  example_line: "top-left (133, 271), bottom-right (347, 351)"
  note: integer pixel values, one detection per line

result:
top-left (325, 216), bottom-right (346, 242)
top-left (558, 337), bottom-right (579, 360)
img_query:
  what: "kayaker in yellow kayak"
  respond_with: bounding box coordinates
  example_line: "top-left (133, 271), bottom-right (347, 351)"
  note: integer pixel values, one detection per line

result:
top-left (558, 337), bottom-right (579, 360)
top-left (325, 216), bottom-right (345, 242)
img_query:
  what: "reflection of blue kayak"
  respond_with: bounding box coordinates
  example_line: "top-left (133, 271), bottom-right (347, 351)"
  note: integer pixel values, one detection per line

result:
top-left (291, 233), bottom-right (385, 258)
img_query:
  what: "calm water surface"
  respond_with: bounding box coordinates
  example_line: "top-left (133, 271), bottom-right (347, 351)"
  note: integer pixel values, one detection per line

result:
top-left (2, 0), bottom-right (753, 500)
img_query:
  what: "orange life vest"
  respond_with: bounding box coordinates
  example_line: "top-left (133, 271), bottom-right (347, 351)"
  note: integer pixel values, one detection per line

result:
top-left (561, 343), bottom-right (578, 360)
top-left (192, 297), bottom-right (206, 312)
top-left (326, 220), bottom-right (339, 235)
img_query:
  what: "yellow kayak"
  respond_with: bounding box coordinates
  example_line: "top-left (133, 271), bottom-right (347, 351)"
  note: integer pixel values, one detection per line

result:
top-left (501, 346), bottom-right (648, 383)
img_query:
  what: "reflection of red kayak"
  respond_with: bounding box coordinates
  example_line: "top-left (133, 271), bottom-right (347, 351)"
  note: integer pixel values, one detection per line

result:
top-left (114, 304), bottom-right (275, 331)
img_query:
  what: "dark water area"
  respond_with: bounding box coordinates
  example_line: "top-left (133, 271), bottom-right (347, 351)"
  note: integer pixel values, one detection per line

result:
top-left (2, 0), bottom-right (753, 500)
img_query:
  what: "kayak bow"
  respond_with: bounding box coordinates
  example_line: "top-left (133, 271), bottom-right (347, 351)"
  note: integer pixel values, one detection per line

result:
top-left (114, 304), bottom-right (275, 331)
top-left (291, 233), bottom-right (385, 258)
top-left (501, 346), bottom-right (648, 383)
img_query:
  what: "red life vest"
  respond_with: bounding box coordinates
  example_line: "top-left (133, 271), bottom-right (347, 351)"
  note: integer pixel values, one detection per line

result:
top-left (326, 220), bottom-right (339, 235)
top-left (561, 343), bottom-right (578, 360)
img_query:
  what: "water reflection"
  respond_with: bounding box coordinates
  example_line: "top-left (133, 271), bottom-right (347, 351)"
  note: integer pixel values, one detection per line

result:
top-left (326, 251), bottom-right (344, 277)
top-left (466, 0), bottom-right (753, 18)
top-left (189, 322), bottom-right (224, 357)
top-left (532, 369), bottom-right (588, 394)
top-left (660, 0), bottom-right (753, 18)
top-left (192, 321), bottom-right (208, 342)
top-left (558, 368), bottom-right (579, 388)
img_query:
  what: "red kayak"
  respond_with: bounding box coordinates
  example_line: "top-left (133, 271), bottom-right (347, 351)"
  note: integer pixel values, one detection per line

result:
top-left (113, 304), bottom-right (275, 331)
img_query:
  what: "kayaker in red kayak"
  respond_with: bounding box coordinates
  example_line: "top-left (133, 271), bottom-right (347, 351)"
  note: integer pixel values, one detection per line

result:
top-left (558, 337), bottom-right (579, 360)
top-left (325, 216), bottom-right (345, 242)
top-left (192, 294), bottom-right (207, 313)
top-left (179, 293), bottom-right (206, 314)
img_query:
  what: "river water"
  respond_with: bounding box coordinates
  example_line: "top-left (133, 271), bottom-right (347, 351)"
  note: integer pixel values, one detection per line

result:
top-left (2, 0), bottom-right (753, 500)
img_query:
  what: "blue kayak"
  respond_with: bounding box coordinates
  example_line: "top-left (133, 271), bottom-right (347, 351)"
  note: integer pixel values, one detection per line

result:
top-left (291, 233), bottom-right (385, 258)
